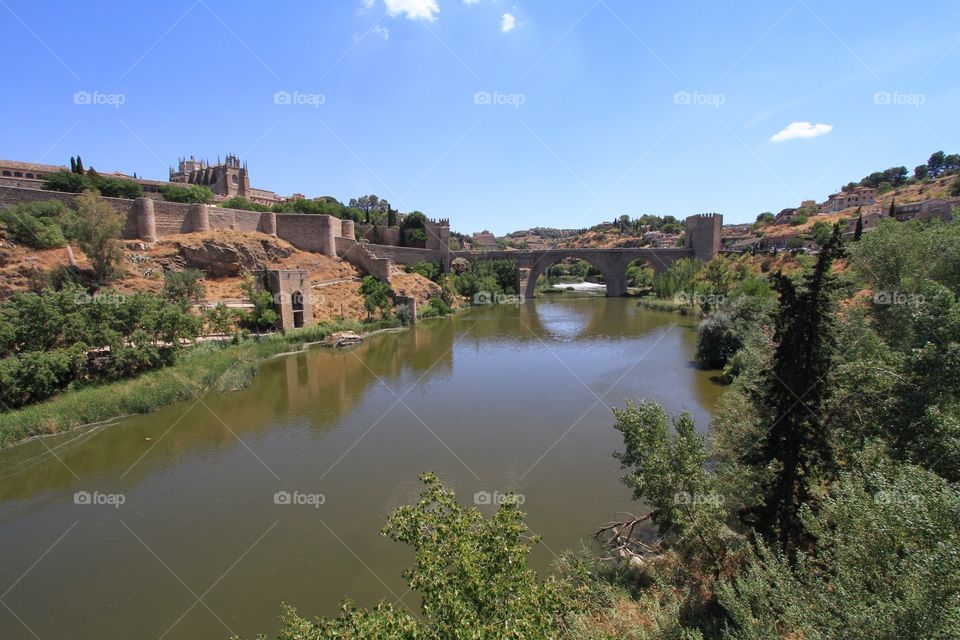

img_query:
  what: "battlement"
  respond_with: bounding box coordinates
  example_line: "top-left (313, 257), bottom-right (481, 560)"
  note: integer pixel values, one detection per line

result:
top-left (684, 213), bottom-right (723, 261)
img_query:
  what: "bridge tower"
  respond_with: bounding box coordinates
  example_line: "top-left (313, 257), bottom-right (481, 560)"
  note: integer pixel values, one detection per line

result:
top-left (684, 213), bottom-right (723, 262)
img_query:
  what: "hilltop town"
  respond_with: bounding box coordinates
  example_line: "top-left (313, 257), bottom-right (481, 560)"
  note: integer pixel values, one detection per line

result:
top-left (472, 151), bottom-right (960, 254)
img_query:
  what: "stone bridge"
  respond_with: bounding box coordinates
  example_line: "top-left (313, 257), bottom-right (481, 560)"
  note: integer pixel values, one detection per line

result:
top-left (452, 213), bottom-right (722, 298)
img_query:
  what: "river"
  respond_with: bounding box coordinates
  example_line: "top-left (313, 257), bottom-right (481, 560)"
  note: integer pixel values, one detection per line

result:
top-left (0, 297), bottom-right (724, 640)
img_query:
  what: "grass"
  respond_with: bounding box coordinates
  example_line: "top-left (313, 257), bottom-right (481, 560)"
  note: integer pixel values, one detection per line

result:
top-left (636, 297), bottom-right (694, 315)
top-left (0, 318), bottom-right (402, 448)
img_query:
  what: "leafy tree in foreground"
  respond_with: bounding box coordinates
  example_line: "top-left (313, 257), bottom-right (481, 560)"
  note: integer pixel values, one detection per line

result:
top-left (244, 473), bottom-right (582, 639)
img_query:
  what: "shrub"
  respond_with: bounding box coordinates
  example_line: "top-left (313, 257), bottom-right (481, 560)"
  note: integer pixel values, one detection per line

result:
top-left (163, 269), bottom-right (205, 303)
top-left (160, 184), bottom-right (214, 204)
top-left (94, 177), bottom-right (143, 199)
top-left (696, 312), bottom-right (739, 369)
top-left (43, 170), bottom-right (93, 193)
top-left (220, 196), bottom-right (271, 212)
top-left (0, 202), bottom-right (70, 248)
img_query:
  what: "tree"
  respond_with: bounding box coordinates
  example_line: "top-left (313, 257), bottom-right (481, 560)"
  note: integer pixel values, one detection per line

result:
top-left (914, 164), bottom-right (929, 180)
top-left (854, 210), bottom-right (864, 241)
top-left (239, 273), bottom-right (278, 331)
top-left (359, 276), bottom-right (392, 320)
top-left (75, 155), bottom-right (84, 175)
top-left (43, 170), bottom-right (92, 193)
top-left (951, 176), bottom-right (960, 197)
top-left (756, 212), bottom-right (775, 224)
top-left (745, 225), bottom-right (845, 558)
top-left (160, 184), bottom-right (214, 204)
top-left (73, 191), bottom-right (123, 284)
top-left (69, 157), bottom-right (76, 174)
top-left (928, 151), bottom-right (946, 177)
top-left (163, 269), bottom-right (204, 303)
top-left (250, 473), bottom-right (579, 639)
top-left (889, 197), bottom-right (897, 218)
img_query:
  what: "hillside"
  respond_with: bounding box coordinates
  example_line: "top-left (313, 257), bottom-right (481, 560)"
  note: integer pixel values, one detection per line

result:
top-left (0, 229), bottom-right (439, 322)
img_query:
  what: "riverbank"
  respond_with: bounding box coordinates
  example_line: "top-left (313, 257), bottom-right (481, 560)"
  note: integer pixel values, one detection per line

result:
top-left (0, 318), bottom-right (400, 448)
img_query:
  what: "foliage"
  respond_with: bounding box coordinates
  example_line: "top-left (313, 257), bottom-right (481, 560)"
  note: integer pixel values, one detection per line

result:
top-left (253, 473), bottom-right (583, 639)
top-left (0, 285), bottom-right (201, 409)
top-left (163, 269), bottom-right (205, 303)
top-left (360, 275), bottom-right (392, 320)
top-left (744, 226), bottom-right (845, 556)
top-left (418, 296), bottom-right (452, 319)
top-left (240, 273), bottom-right (279, 330)
top-left (160, 184), bottom-right (214, 203)
top-left (43, 170), bottom-right (93, 193)
top-left (0, 199), bottom-right (78, 249)
top-left (73, 191), bottom-right (124, 284)
top-left (613, 402), bottom-right (726, 561)
top-left (406, 260), bottom-right (442, 283)
top-left (653, 258), bottom-right (701, 301)
top-left (220, 196), bottom-right (272, 212)
top-left (718, 458), bottom-right (960, 640)
top-left (42, 169), bottom-right (142, 198)
top-left (788, 213), bottom-right (808, 226)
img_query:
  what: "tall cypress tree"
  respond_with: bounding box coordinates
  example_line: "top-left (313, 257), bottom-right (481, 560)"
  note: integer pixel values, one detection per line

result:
top-left (75, 156), bottom-right (85, 175)
top-left (745, 225), bottom-right (844, 558)
top-left (889, 197), bottom-right (897, 218)
top-left (854, 210), bottom-right (864, 241)
top-left (70, 156), bottom-right (76, 173)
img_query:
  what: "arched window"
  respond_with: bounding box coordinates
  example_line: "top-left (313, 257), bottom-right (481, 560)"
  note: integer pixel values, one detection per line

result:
top-left (1, 171), bottom-right (11, 177)
top-left (13, 172), bottom-right (22, 177)
top-left (231, 175), bottom-right (238, 185)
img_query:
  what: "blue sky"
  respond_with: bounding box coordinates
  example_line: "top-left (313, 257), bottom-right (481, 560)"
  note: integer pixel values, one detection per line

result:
top-left (2, 0), bottom-right (958, 234)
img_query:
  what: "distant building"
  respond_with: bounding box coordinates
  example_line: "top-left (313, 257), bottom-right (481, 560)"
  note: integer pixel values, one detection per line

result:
top-left (818, 187), bottom-right (877, 213)
top-left (169, 154), bottom-right (278, 205)
top-left (471, 230), bottom-right (500, 249)
top-left (894, 198), bottom-right (960, 223)
top-left (0, 159), bottom-right (67, 189)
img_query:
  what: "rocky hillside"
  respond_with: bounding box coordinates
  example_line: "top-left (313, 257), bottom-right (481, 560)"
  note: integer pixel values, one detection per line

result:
top-left (0, 229), bottom-right (439, 322)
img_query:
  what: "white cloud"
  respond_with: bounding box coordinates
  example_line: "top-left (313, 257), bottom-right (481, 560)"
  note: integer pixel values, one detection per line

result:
top-left (382, 0), bottom-right (440, 21)
top-left (464, 0), bottom-right (481, 4)
top-left (501, 12), bottom-right (517, 32)
top-left (770, 121), bottom-right (833, 142)
top-left (373, 25), bottom-right (390, 40)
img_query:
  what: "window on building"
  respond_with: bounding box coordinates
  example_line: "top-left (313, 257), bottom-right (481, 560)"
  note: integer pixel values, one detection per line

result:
top-left (232, 175), bottom-right (238, 185)
top-left (13, 172), bottom-right (22, 177)
top-left (1, 171), bottom-right (10, 176)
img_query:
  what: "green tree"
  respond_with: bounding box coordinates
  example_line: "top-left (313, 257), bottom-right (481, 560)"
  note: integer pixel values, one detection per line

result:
top-left (43, 170), bottom-right (93, 193)
top-left (163, 269), bottom-right (204, 303)
top-left (73, 191), bottom-right (124, 284)
top-left (745, 225), bottom-right (845, 557)
top-left (160, 184), bottom-right (214, 204)
top-left (239, 273), bottom-right (278, 331)
top-left (360, 275), bottom-right (392, 320)
top-left (251, 473), bottom-right (579, 639)
top-left (854, 209), bottom-right (864, 241)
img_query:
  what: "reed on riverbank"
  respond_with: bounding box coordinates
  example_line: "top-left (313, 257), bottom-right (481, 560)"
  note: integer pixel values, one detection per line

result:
top-left (0, 318), bottom-right (400, 447)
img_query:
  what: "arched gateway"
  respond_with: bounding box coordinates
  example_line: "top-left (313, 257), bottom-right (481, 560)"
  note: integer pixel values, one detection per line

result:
top-left (453, 214), bottom-right (722, 298)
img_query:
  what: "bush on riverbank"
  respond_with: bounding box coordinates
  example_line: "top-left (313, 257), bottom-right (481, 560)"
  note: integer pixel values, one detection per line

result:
top-left (0, 318), bottom-right (400, 447)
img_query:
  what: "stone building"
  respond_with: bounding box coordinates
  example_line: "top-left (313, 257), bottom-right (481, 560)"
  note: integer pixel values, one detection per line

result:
top-left (818, 187), bottom-right (877, 213)
top-left (263, 269), bottom-right (314, 331)
top-left (169, 154), bottom-right (278, 205)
